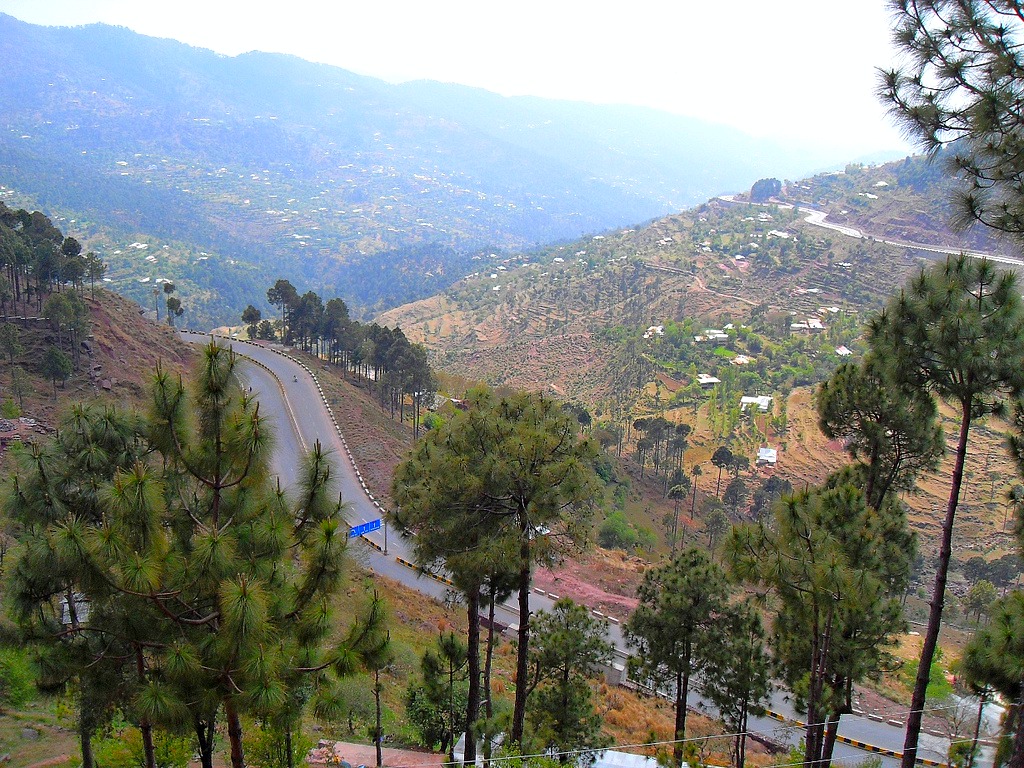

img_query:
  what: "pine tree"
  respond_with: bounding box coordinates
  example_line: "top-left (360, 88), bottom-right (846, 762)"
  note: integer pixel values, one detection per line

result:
top-left (817, 356), bottom-right (944, 511)
top-left (711, 446), bottom-right (733, 497)
top-left (870, 255), bottom-right (1024, 765)
top-left (6, 404), bottom-right (147, 768)
top-left (7, 343), bottom-right (357, 768)
top-left (525, 599), bottom-right (613, 765)
top-left (960, 591), bottom-right (1024, 768)
top-left (624, 547), bottom-right (728, 767)
top-left (699, 600), bottom-right (772, 768)
top-left (391, 386), bottom-right (599, 749)
top-left (726, 483), bottom-right (914, 768)
top-left (881, 1), bottom-right (1024, 243)
top-left (392, 430), bottom-right (518, 766)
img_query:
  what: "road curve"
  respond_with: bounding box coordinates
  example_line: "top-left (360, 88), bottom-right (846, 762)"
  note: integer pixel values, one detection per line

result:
top-left (718, 194), bottom-right (1024, 269)
top-left (178, 332), bottom-right (952, 766)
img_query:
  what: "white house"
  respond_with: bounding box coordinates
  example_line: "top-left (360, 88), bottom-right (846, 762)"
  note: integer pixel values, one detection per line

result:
top-left (757, 447), bottom-right (778, 465)
top-left (697, 374), bottom-right (721, 387)
top-left (741, 395), bottom-right (772, 412)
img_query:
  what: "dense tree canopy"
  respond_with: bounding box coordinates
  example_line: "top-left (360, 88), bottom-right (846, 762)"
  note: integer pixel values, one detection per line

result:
top-left (0, 204), bottom-right (102, 316)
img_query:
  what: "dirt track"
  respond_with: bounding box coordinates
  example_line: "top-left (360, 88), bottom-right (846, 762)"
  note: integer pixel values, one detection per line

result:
top-left (307, 740), bottom-right (445, 768)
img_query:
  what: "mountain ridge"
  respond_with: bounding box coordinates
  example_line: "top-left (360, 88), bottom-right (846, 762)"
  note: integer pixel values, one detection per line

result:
top-left (0, 12), bottom-right (886, 326)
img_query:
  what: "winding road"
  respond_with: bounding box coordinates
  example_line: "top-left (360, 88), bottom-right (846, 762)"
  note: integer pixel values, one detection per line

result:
top-left (179, 331), bottom-right (959, 767)
top-left (719, 194), bottom-right (1024, 269)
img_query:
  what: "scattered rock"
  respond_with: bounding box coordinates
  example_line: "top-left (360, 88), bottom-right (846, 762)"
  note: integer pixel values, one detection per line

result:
top-left (20, 727), bottom-right (39, 741)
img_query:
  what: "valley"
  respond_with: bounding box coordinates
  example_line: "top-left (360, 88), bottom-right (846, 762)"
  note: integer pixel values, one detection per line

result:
top-left (0, 13), bottom-right (861, 329)
top-left (1, 8), bottom-right (1024, 768)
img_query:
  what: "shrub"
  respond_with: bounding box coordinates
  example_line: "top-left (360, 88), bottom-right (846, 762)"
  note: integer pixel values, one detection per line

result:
top-left (92, 728), bottom-right (194, 768)
top-left (598, 511), bottom-right (638, 551)
top-left (0, 648), bottom-right (35, 711)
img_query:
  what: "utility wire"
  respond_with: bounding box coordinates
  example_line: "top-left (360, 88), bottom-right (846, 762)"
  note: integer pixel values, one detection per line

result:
top-left (368, 704), bottom-right (966, 768)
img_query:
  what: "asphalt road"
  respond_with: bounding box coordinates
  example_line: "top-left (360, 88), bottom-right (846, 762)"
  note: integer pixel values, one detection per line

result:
top-left (179, 331), bottom-right (960, 767)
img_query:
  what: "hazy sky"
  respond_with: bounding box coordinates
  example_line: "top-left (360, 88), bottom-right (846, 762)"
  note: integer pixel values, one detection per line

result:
top-left (0, 0), bottom-right (913, 159)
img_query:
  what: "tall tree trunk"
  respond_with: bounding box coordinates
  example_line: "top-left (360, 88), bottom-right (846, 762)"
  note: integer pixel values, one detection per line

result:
top-left (483, 593), bottom-right (497, 767)
top-left (806, 637), bottom-right (823, 768)
top-left (79, 709), bottom-right (95, 768)
top-left (464, 586), bottom-right (481, 766)
top-left (968, 693), bottom-right (986, 768)
top-left (902, 403), bottom-right (972, 768)
top-left (140, 721), bottom-right (156, 768)
top-left (225, 700), bottom-right (246, 768)
top-left (448, 654), bottom-right (457, 763)
top-left (374, 668), bottom-right (384, 768)
top-left (194, 717), bottom-right (216, 768)
top-left (671, 662), bottom-right (691, 768)
top-left (286, 726), bottom-right (294, 768)
top-left (822, 712), bottom-right (841, 767)
top-left (736, 703), bottom-right (748, 768)
top-left (511, 536), bottom-right (532, 746)
top-left (1008, 695), bottom-right (1024, 768)
top-left (135, 649), bottom-right (156, 768)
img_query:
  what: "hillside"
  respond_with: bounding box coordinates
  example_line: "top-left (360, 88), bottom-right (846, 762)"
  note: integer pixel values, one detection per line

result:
top-left (0, 289), bottom-right (194, 440)
top-left (0, 13), bottom-right (866, 329)
top-left (377, 155), bottom-right (1024, 593)
top-left (379, 154), bottom-right (1020, 405)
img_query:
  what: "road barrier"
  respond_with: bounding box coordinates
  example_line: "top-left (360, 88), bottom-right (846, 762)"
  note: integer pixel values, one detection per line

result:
top-left (763, 710), bottom-right (944, 766)
top-left (395, 555), bottom-right (456, 588)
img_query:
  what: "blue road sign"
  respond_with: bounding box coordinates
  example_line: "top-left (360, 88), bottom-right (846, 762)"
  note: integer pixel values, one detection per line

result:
top-left (349, 518), bottom-right (382, 538)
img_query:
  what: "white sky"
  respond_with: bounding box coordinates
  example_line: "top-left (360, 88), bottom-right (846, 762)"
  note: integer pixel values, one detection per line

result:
top-left (0, 0), bottom-right (914, 159)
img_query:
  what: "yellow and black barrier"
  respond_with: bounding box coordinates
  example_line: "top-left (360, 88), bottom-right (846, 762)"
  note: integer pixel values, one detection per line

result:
top-left (394, 556), bottom-right (456, 588)
top-left (763, 710), bottom-right (943, 766)
top-left (360, 536), bottom-right (384, 553)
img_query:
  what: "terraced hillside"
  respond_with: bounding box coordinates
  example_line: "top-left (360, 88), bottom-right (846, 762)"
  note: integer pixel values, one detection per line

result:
top-left (378, 155), bottom-right (1024, 585)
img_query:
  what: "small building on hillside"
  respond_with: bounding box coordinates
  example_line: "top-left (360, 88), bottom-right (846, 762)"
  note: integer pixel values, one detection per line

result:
top-left (741, 395), bottom-right (773, 412)
top-left (699, 329), bottom-right (728, 342)
top-left (757, 447), bottom-right (778, 466)
top-left (697, 373), bottom-right (721, 387)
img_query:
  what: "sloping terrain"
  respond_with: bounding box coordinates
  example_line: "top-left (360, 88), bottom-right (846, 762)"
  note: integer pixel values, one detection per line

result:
top-left (0, 289), bottom-right (194, 439)
top-left (378, 156), bottom-right (1024, 579)
top-left (380, 155), bottom-right (1019, 406)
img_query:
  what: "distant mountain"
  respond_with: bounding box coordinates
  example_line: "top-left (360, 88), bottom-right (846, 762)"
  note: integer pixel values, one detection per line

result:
top-left (0, 13), bottom-right (868, 326)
